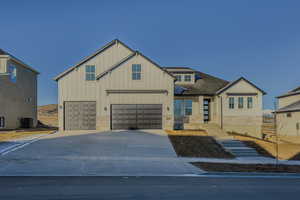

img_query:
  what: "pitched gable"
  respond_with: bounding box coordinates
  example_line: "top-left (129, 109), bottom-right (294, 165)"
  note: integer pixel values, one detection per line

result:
top-left (216, 77), bottom-right (266, 95)
top-left (54, 39), bottom-right (134, 81)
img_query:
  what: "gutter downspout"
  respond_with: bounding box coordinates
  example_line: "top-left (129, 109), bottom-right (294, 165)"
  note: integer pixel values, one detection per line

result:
top-left (220, 96), bottom-right (223, 129)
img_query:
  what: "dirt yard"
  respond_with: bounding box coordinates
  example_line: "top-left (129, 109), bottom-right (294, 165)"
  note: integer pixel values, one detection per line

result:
top-left (192, 162), bottom-right (300, 173)
top-left (167, 130), bottom-right (234, 158)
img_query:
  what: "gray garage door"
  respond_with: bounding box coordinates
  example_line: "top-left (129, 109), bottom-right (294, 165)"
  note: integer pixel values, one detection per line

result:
top-left (64, 101), bottom-right (96, 130)
top-left (111, 104), bottom-right (162, 130)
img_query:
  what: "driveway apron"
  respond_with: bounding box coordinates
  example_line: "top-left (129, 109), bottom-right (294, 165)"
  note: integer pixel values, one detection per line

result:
top-left (0, 130), bottom-right (202, 176)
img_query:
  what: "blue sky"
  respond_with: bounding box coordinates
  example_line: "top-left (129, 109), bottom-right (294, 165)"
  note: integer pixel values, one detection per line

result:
top-left (0, 0), bottom-right (300, 109)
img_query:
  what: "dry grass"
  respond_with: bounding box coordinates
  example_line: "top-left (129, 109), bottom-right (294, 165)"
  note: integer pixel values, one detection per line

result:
top-left (38, 104), bottom-right (58, 127)
top-left (231, 134), bottom-right (300, 160)
top-left (165, 129), bottom-right (208, 136)
top-left (0, 129), bottom-right (55, 142)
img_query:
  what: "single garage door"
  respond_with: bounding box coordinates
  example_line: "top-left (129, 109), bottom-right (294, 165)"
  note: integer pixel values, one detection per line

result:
top-left (64, 101), bottom-right (96, 130)
top-left (111, 104), bottom-right (162, 130)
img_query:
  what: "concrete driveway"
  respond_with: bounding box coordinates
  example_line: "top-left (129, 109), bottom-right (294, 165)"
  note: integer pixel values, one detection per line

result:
top-left (0, 130), bottom-right (202, 176)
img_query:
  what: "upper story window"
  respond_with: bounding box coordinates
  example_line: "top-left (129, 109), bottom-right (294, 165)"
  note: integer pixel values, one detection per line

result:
top-left (229, 97), bottom-right (234, 109)
top-left (85, 65), bottom-right (95, 81)
top-left (184, 75), bottom-right (191, 82)
top-left (132, 64), bottom-right (141, 80)
top-left (238, 97), bottom-right (244, 109)
top-left (175, 75), bottom-right (182, 82)
top-left (8, 65), bottom-right (17, 83)
top-left (0, 117), bottom-right (5, 128)
top-left (247, 97), bottom-right (253, 109)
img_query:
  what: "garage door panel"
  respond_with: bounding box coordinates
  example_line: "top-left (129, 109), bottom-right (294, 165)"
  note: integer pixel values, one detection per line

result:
top-left (64, 101), bottom-right (96, 130)
top-left (111, 104), bottom-right (162, 130)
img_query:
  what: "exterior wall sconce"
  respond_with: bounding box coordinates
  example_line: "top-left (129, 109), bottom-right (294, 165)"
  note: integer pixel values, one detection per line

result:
top-left (167, 106), bottom-right (170, 111)
top-left (104, 107), bottom-right (107, 111)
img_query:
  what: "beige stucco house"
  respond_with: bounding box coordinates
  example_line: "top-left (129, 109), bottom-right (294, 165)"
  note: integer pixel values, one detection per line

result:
top-left (0, 49), bottom-right (39, 129)
top-left (276, 86), bottom-right (300, 136)
top-left (54, 39), bottom-right (265, 137)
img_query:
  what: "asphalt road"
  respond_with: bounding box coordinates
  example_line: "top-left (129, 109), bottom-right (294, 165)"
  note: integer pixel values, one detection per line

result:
top-left (0, 176), bottom-right (300, 200)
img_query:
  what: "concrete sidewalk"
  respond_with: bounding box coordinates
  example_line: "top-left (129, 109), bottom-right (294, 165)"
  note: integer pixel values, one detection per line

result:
top-left (0, 130), bottom-right (203, 176)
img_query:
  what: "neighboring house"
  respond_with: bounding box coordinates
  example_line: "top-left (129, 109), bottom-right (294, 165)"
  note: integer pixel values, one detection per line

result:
top-left (0, 49), bottom-right (39, 129)
top-left (276, 86), bottom-right (300, 136)
top-left (54, 39), bottom-right (265, 137)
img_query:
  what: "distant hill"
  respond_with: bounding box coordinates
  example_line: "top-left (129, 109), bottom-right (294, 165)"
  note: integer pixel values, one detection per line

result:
top-left (38, 104), bottom-right (58, 127)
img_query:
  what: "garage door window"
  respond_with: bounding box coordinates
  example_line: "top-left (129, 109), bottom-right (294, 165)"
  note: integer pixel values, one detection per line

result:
top-left (0, 117), bottom-right (5, 128)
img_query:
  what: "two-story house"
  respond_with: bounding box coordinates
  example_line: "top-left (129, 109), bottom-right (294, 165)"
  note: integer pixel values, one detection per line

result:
top-left (54, 39), bottom-right (265, 137)
top-left (0, 49), bottom-right (39, 129)
top-left (276, 86), bottom-right (300, 136)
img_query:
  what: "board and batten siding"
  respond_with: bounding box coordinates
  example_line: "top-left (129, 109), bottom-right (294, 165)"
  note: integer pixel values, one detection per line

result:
top-left (58, 42), bottom-right (133, 129)
top-left (97, 54), bottom-right (174, 130)
top-left (278, 94), bottom-right (300, 109)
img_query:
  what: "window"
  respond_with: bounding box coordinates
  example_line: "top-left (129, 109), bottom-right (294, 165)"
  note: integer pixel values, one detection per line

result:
top-left (184, 100), bottom-right (193, 115)
top-left (287, 113), bottom-right (292, 118)
top-left (229, 97), bottom-right (234, 109)
top-left (175, 75), bottom-right (182, 82)
top-left (25, 97), bottom-right (32, 103)
top-left (247, 97), bottom-right (253, 109)
top-left (8, 65), bottom-right (17, 83)
top-left (174, 99), bottom-right (193, 116)
top-left (184, 75), bottom-right (191, 82)
top-left (85, 65), bottom-right (95, 81)
top-left (238, 97), bottom-right (244, 109)
top-left (132, 64), bottom-right (141, 80)
top-left (0, 117), bottom-right (5, 128)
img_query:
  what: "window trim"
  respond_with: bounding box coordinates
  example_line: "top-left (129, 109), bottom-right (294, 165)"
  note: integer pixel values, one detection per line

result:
top-left (85, 65), bottom-right (96, 81)
top-left (238, 97), bottom-right (244, 109)
top-left (132, 64), bottom-right (141, 80)
top-left (0, 117), bottom-right (5, 128)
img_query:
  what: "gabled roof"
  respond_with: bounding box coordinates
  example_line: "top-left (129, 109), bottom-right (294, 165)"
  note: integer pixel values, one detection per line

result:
top-left (276, 100), bottom-right (300, 113)
top-left (54, 39), bottom-right (135, 81)
top-left (96, 51), bottom-right (175, 80)
top-left (277, 85), bottom-right (300, 98)
top-left (216, 77), bottom-right (267, 95)
top-left (165, 67), bottom-right (229, 96)
top-left (0, 48), bottom-right (39, 74)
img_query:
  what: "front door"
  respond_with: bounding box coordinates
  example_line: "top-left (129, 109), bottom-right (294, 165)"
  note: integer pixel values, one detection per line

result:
top-left (203, 99), bottom-right (210, 123)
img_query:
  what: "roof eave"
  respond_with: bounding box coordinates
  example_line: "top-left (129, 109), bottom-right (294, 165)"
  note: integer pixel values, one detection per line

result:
top-left (9, 56), bottom-right (40, 75)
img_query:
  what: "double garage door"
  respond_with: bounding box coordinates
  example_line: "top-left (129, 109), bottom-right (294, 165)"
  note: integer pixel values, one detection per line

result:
top-left (64, 102), bottom-right (162, 130)
top-left (111, 104), bottom-right (162, 130)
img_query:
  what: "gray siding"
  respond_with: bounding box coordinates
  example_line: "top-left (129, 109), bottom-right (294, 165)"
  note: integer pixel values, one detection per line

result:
top-left (0, 59), bottom-right (38, 129)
